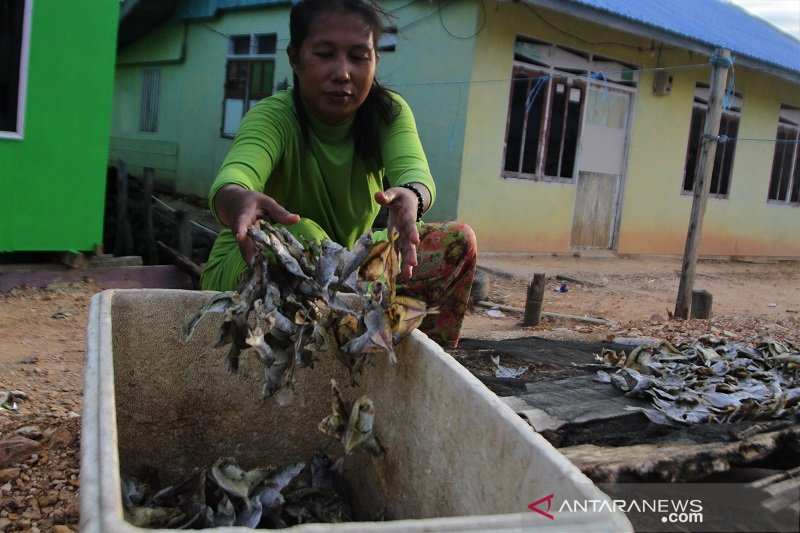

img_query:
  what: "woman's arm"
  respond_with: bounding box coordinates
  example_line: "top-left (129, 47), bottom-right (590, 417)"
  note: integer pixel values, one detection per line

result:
top-left (209, 96), bottom-right (300, 263)
top-left (377, 94), bottom-right (437, 277)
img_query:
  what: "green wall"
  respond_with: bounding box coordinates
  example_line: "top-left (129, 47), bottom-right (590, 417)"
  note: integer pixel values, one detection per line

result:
top-left (0, 0), bottom-right (119, 252)
top-left (379, 0), bottom-right (479, 222)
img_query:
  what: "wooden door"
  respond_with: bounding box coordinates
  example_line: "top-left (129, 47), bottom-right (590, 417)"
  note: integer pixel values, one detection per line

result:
top-left (570, 85), bottom-right (632, 249)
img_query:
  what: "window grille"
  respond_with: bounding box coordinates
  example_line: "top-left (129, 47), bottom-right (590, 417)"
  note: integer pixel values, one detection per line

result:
top-left (502, 37), bottom-right (636, 182)
top-left (682, 84), bottom-right (742, 197)
top-left (139, 68), bottom-right (160, 132)
top-left (767, 106), bottom-right (800, 205)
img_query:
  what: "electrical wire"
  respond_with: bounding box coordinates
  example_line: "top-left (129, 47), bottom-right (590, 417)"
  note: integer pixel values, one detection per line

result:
top-left (522, 2), bottom-right (676, 52)
top-left (386, 59), bottom-right (712, 87)
top-left (712, 135), bottom-right (800, 144)
top-left (437, 0), bottom-right (487, 40)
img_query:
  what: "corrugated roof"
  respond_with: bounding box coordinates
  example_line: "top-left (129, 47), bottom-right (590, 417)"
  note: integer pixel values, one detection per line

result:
top-left (528, 0), bottom-right (800, 78)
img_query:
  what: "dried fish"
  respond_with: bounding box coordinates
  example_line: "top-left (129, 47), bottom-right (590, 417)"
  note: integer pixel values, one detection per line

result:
top-left (122, 451), bottom-right (350, 528)
top-left (341, 299), bottom-right (395, 362)
top-left (336, 232), bottom-right (374, 290)
top-left (124, 505), bottom-right (185, 529)
top-left (597, 332), bottom-right (800, 425)
top-left (318, 379), bottom-right (349, 440)
top-left (211, 457), bottom-right (274, 500)
top-left (183, 291), bottom-right (240, 341)
top-left (318, 379), bottom-right (385, 456)
top-left (388, 295), bottom-right (430, 345)
top-left (344, 396), bottom-right (386, 456)
top-left (315, 240), bottom-right (345, 290)
top-left (358, 228), bottom-right (399, 292)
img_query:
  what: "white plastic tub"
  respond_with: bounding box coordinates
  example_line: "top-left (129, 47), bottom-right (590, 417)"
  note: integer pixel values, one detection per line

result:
top-left (80, 289), bottom-right (631, 532)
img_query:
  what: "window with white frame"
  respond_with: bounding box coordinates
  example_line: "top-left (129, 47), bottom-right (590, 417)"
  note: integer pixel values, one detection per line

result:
top-left (502, 38), bottom-right (637, 181)
top-left (767, 105), bottom-right (800, 205)
top-left (0, 0), bottom-right (29, 136)
top-left (222, 33), bottom-right (277, 137)
top-left (683, 84), bottom-right (742, 197)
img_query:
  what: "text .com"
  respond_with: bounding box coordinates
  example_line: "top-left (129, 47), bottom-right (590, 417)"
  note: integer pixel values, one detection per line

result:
top-left (663, 511), bottom-right (703, 524)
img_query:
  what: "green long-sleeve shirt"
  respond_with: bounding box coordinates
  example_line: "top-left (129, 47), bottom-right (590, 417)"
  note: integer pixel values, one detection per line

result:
top-left (210, 89), bottom-right (435, 247)
top-left (201, 89), bottom-right (436, 291)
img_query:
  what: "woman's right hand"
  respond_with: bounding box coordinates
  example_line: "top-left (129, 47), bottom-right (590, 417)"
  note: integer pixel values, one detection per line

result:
top-left (213, 184), bottom-right (300, 264)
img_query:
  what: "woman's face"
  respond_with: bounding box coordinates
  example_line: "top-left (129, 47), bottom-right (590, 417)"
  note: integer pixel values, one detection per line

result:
top-left (289, 10), bottom-right (378, 126)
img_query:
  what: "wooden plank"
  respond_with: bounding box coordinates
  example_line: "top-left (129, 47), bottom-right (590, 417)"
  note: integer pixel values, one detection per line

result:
top-left (157, 240), bottom-right (202, 280)
top-left (58, 251), bottom-right (89, 270)
top-left (175, 210), bottom-right (193, 258)
top-left (109, 137), bottom-right (179, 156)
top-left (108, 151), bottom-right (178, 172)
top-left (0, 265), bottom-right (193, 292)
top-left (570, 171), bottom-right (618, 249)
top-left (114, 160), bottom-right (135, 257)
top-left (143, 167), bottom-right (159, 264)
top-left (560, 426), bottom-right (800, 483)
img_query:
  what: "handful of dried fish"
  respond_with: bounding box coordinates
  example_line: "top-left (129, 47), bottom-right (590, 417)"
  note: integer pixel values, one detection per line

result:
top-left (593, 332), bottom-right (800, 426)
top-left (121, 451), bottom-right (351, 529)
top-left (185, 222), bottom-right (430, 455)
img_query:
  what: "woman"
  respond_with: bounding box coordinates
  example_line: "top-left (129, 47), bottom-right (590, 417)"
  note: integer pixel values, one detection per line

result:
top-left (201, 0), bottom-right (476, 347)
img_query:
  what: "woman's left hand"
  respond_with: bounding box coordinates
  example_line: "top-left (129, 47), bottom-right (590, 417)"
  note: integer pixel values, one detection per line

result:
top-left (374, 187), bottom-right (424, 278)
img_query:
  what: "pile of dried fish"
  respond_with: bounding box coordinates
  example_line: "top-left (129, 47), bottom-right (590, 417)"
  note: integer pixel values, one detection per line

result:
top-left (592, 332), bottom-right (800, 426)
top-left (184, 222), bottom-right (429, 452)
top-left (122, 451), bottom-right (350, 529)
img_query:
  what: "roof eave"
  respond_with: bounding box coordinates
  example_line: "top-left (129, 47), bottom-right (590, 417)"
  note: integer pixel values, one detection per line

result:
top-left (517, 0), bottom-right (800, 84)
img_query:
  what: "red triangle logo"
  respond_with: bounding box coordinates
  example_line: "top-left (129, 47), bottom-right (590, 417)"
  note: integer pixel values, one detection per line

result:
top-left (528, 494), bottom-right (555, 520)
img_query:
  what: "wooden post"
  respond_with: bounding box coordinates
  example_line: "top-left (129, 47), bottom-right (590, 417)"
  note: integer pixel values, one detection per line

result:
top-left (114, 160), bottom-right (134, 257)
top-left (674, 48), bottom-right (730, 319)
top-left (690, 290), bottom-right (713, 319)
top-left (142, 167), bottom-right (159, 264)
top-left (157, 240), bottom-right (203, 280)
top-left (523, 272), bottom-right (546, 326)
top-left (175, 210), bottom-right (193, 258)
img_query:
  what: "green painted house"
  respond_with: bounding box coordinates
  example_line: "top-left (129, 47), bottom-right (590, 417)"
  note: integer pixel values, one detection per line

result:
top-left (0, 0), bottom-right (119, 253)
top-left (114, 0), bottom-right (800, 258)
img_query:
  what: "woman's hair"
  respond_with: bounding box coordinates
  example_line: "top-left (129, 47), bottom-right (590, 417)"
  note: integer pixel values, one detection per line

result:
top-left (289, 0), bottom-right (398, 168)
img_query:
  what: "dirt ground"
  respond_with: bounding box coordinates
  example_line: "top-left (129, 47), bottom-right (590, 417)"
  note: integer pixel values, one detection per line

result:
top-left (0, 253), bottom-right (798, 531)
top-left (463, 254), bottom-right (800, 340)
